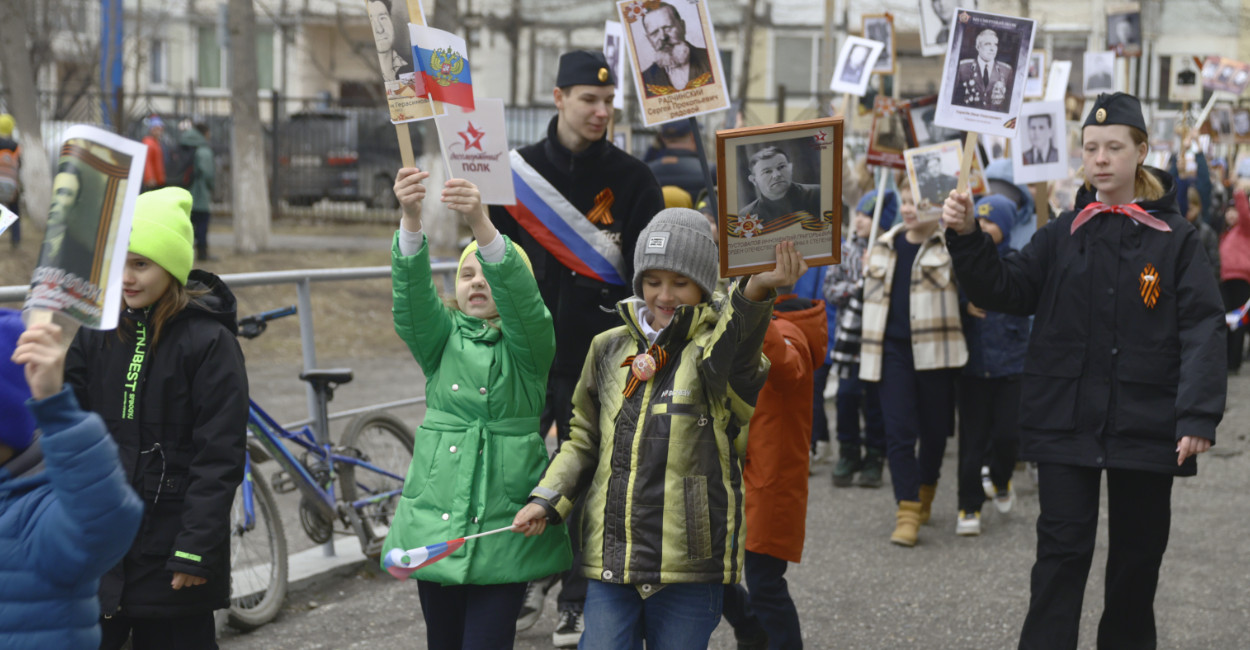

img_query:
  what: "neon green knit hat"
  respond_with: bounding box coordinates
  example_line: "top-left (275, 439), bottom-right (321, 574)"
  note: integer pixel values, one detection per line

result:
top-left (130, 187), bottom-right (194, 284)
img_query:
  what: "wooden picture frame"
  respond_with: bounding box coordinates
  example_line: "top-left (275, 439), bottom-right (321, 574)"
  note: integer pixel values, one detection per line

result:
top-left (716, 117), bottom-right (843, 277)
top-left (862, 13), bottom-right (896, 76)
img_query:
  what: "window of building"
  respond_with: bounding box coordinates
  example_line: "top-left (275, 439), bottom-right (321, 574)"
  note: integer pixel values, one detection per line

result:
top-left (773, 35), bottom-right (818, 97)
top-left (150, 39), bottom-right (168, 87)
top-left (197, 26), bottom-right (275, 90)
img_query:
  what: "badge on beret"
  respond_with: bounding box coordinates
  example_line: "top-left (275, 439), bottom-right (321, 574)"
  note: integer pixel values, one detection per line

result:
top-left (631, 353), bottom-right (657, 381)
top-left (1096, 108), bottom-right (1107, 123)
top-left (598, 68), bottom-right (609, 83)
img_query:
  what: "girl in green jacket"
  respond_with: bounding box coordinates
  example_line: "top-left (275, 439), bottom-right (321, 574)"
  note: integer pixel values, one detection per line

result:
top-left (385, 167), bottom-right (572, 649)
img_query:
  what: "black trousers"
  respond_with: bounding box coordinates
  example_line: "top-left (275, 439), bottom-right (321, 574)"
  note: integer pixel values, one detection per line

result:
top-left (99, 611), bottom-right (217, 650)
top-left (417, 580), bottom-right (527, 650)
top-left (1221, 280), bottom-right (1250, 370)
top-left (1019, 464), bottom-right (1173, 650)
top-left (722, 551), bottom-right (804, 649)
top-left (879, 338), bottom-right (957, 502)
top-left (540, 371), bottom-right (587, 611)
top-left (191, 209), bottom-right (211, 258)
top-left (956, 375), bottom-right (1020, 513)
top-left (810, 361), bottom-right (832, 447)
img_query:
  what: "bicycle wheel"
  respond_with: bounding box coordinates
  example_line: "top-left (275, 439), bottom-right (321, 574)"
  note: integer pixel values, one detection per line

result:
top-left (339, 411), bottom-right (414, 548)
top-left (227, 452), bottom-right (289, 631)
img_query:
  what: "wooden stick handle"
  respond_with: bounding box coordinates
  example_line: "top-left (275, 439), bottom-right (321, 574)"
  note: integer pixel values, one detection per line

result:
top-left (956, 132), bottom-right (979, 194)
top-left (1032, 182), bottom-right (1050, 227)
top-left (397, 123), bottom-right (415, 168)
top-left (866, 168), bottom-right (888, 253)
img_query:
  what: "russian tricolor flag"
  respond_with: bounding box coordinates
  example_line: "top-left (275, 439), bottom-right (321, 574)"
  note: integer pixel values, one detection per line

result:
top-left (409, 24), bottom-right (475, 111)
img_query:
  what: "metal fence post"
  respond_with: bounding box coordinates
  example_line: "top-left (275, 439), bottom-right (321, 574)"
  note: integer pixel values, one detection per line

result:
top-left (294, 278), bottom-right (334, 557)
top-left (270, 89), bottom-right (282, 219)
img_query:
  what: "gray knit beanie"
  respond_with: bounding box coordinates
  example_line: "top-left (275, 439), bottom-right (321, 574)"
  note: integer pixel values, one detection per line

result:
top-left (632, 208), bottom-right (719, 300)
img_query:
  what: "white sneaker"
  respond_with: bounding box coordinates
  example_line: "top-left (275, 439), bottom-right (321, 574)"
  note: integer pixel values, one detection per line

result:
top-left (812, 440), bottom-right (833, 464)
top-left (516, 580), bottom-right (546, 631)
top-left (981, 466), bottom-right (994, 500)
top-left (994, 481), bottom-right (1015, 514)
top-left (956, 510), bottom-right (982, 536)
top-left (552, 609), bottom-right (584, 648)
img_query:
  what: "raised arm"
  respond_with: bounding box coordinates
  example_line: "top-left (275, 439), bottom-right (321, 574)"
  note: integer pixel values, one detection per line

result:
top-left (942, 190), bottom-right (1053, 316)
top-left (391, 167), bottom-right (455, 373)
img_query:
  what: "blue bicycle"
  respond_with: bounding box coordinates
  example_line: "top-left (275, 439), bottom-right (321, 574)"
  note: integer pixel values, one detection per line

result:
top-left (227, 306), bottom-right (414, 630)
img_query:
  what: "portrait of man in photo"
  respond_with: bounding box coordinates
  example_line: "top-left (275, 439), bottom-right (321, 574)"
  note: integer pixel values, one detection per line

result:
top-left (953, 28), bottom-right (1014, 113)
top-left (930, 0), bottom-right (952, 44)
top-left (738, 146), bottom-right (821, 229)
top-left (841, 45), bottom-right (870, 83)
top-left (915, 153), bottom-right (957, 208)
top-left (366, 0), bottom-right (414, 83)
top-left (1084, 51), bottom-right (1116, 95)
top-left (1106, 13), bottom-right (1140, 54)
top-left (864, 17), bottom-right (893, 72)
top-left (639, 2), bottom-right (714, 98)
top-left (1022, 113), bottom-right (1058, 165)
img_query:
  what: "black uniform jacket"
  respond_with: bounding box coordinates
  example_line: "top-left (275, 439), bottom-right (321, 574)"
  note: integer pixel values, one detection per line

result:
top-left (491, 116), bottom-right (664, 377)
top-left (946, 169), bottom-right (1225, 476)
top-left (66, 270), bottom-right (248, 616)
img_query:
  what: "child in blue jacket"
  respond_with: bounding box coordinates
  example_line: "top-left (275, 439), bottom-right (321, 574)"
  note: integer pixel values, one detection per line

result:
top-left (0, 310), bottom-right (143, 649)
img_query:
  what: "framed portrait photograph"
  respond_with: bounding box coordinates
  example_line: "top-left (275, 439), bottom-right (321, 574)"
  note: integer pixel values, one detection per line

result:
top-left (862, 13), bottom-right (896, 75)
top-left (1201, 56), bottom-right (1250, 95)
top-left (905, 94), bottom-right (964, 147)
top-left (829, 36), bottom-right (884, 96)
top-left (1149, 110), bottom-right (1179, 149)
top-left (867, 96), bottom-right (912, 169)
top-left (1208, 104), bottom-right (1235, 143)
top-left (618, 0), bottom-right (731, 127)
top-left (933, 8), bottom-right (1037, 138)
top-left (1083, 50), bottom-right (1117, 96)
top-left (716, 118), bottom-right (843, 276)
top-left (1105, 4), bottom-right (1142, 58)
top-left (905, 140), bottom-right (986, 223)
top-left (1233, 108), bottom-right (1250, 145)
top-left (918, 0), bottom-right (978, 57)
top-left (1168, 54), bottom-right (1203, 102)
top-left (1025, 50), bottom-right (1046, 98)
top-left (1011, 101), bottom-right (1068, 184)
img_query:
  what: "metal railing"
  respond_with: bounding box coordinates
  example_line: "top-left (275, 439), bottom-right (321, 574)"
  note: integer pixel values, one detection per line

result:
top-left (1, 262), bottom-right (459, 429)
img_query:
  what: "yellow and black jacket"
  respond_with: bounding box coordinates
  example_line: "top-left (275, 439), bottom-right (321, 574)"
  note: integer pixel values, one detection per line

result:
top-left (531, 283), bottom-right (773, 591)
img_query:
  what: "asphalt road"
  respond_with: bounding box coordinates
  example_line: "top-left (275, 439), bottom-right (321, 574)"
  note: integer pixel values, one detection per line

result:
top-left (221, 358), bottom-right (1250, 649)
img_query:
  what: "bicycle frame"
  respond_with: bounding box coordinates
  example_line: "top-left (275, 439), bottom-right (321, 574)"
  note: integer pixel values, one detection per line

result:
top-left (244, 399), bottom-right (407, 522)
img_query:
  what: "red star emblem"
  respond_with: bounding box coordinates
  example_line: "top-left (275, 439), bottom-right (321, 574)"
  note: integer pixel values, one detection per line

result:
top-left (459, 122), bottom-right (485, 152)
top-left (815, 130), bottom-right (828, 143)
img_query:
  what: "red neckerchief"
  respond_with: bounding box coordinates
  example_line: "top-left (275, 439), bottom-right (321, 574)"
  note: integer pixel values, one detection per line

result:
top-left (1070, 201), bottom-right (1172, 235)
top-left (621, 344), bottom-right (668, 398)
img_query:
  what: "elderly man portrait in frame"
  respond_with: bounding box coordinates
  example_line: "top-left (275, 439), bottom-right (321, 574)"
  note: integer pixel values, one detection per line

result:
top-left (841, 45), bottom-right (871, 83)
top-left (953, 28), bottom-right (1014, 113)
top-left (737, 146), bottom-right (821, 231)
top-left (1022, 113), bottom-right (1059, 165)
top-left (915, 153), bottom-right (957, 209)
top-left (639, 2), bottom-right (714, 98)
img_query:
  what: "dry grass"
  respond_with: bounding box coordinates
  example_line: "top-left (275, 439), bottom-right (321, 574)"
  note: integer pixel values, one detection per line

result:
top-left (1, 221), bottom-right (419, 363)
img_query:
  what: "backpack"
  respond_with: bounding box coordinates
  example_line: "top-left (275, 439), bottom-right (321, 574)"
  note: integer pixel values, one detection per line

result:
top-left (167, 143), bottom-right (197, 189)
top-left (0, 145), bottom-right (19, 205)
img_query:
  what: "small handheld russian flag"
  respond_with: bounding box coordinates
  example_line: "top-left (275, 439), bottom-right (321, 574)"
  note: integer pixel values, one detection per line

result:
top-left (382, 525), bottom-right (517, 580)
top-left (409, 24), bottom-right (475, 111)
top-left (1227, 296), bottom-right (1250, 331)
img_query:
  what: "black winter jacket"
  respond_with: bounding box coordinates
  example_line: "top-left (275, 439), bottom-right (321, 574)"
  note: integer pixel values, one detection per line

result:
top-left (490, 116), bottom-right (664, 377)
top-left (66, 270), bottom-right (248, 617)
top-left (946, 169), bottom-right (1225, 476)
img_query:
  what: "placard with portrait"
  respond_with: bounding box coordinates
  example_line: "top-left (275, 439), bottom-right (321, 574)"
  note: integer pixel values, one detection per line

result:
top-left (933, 8), bottom-right (1037, 138)
top-left (1011, 101), bottom-right (1069, 184)
top-left (618, 0), bottom-right (730, 127)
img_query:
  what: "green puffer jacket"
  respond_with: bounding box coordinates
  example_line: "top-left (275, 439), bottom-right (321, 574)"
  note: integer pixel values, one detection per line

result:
top-left (384, 233), bottom-right (572, 585)
top-left (531, 284), bottom-right (773, 591)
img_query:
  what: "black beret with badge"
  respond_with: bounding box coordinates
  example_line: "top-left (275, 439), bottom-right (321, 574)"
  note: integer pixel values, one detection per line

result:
top-left (1083, 92), bottom-right (1148, 133)
top-left (556, 50), bottom-right (616, 88)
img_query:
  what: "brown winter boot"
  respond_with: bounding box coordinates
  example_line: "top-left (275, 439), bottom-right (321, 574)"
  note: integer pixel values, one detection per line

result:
top-left (890, 501), bottom-right (922, 547)
top-left (918, 483), bottom-right (937, 525)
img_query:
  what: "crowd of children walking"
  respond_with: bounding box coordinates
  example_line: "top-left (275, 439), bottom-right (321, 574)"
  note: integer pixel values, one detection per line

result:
top-left (0, 42), bottom-right (1233, 650)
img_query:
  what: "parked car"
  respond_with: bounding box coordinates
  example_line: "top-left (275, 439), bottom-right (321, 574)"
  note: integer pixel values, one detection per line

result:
top-left (277, 109), bottom-right (418, 209)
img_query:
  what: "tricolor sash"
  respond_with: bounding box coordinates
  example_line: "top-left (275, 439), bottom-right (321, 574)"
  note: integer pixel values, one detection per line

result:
top-left (505, 151), bottom-right (627, 286)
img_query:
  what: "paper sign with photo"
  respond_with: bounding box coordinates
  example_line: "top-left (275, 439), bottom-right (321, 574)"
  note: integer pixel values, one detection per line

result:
top-left (1201, 56), bottom-right (1250, 96)
top-left (1044, 60), bottom-right (1071, 102)
top-left (1105, 3), bottom-right (1142, 58)
top-left (1012, 101), bottom-right (1069, 184)
top-left (26, 125), bottom-right (146, 329)
top-left (1084, 51), bottom-right (1117, 97)
top-left (1168, 55), bottom-right (1203, 102)
top-left (829, 36), bottom-right (884, 96)
top-left (364, 0), bottom-right (442, 124)
top-left (933, 8), bottom-right (1037, 139)
top-left (618, 0), bottom-right (730, 127)
top-left (905, 139), bottom-right (986, 223)
top-left (1233, 108), bottom-right (1250, 145)
top-left (0, 204), bottom-right (15, 237)
top-left (1207, 104), bottom-right (1236, 144)
top-left (918, 0), bottom-right (978, 57)
top-left (604, 20), bottom-right (627, 111)
top-left (867, 97), bottom-right (911, 170)
top-left (1024, 50), bottom-right (1046, 98)
top-left (434, 98), bottom-right (516, 206)
top-left (862, 14), bottom-right (896, 75)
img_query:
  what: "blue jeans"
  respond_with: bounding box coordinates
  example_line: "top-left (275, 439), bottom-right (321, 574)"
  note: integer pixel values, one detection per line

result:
top-left (581, 581), bottom-right (723, 650)
top-left (879, 338), bottom-right (956, 502)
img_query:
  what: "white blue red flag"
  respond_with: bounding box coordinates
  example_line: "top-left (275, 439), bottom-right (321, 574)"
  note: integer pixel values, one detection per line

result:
top-left (409, 24), bottom-right (475, 111)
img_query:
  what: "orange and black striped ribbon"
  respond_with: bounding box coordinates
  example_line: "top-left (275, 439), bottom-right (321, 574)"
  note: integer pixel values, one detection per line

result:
top-left (621, 344), bottom-right (668, 398)
top-left (1140, 263), bottom-right (1160, 309)
top-left (725, 209), bottom-right (835, 239)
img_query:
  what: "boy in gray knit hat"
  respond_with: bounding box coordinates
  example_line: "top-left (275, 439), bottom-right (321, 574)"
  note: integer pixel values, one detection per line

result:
top-left (515, 207), bottom-right (807, 647)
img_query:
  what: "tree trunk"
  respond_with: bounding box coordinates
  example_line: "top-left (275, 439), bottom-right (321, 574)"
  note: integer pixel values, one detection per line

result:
top-left (736, 0), bottom-right (759, 122)
top-left (0, 1), bottom-right (51, 229)
top-left (228, 0), bottom-right (271, 252)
